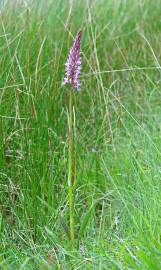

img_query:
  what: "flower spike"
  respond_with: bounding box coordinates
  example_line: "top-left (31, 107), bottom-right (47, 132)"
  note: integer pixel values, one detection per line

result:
top-left (62, 31), bottom-right (82, 91)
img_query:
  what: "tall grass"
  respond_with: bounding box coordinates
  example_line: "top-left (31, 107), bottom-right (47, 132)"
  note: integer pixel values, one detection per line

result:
top-left (0, 0), bottom-right (161, 269)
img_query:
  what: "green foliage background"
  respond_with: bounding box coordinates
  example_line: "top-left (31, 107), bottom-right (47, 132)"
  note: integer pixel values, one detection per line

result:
top-left (0, 0), bottom-right (161, 269)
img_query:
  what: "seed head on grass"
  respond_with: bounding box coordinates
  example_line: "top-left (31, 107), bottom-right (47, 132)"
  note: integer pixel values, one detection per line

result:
top-left (62, 31), bottom-right (82, 91)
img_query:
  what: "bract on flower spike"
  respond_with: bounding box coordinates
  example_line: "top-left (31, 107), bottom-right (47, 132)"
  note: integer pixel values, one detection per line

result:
top-left (62, 31), bottom-right (82, 91)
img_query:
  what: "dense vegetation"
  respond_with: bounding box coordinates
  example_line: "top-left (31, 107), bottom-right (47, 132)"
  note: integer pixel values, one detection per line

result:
top-left (0, 0), bottom-right (161, 269)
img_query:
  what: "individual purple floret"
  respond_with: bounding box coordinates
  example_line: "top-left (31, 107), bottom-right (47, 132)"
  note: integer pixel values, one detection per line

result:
top-left (62, 31), bottom-right (82, 91)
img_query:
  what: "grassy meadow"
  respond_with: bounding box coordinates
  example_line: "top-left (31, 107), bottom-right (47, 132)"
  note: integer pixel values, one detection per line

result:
top-left (0, 0), bottom-right (161, 269)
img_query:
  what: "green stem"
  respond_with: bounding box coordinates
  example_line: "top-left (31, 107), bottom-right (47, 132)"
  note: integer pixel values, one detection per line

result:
top-left (68, 87), bottom-right (74, 246)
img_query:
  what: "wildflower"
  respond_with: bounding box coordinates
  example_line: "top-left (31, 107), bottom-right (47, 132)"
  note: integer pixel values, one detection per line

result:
top-left (62, 31), bottom-right (82, 91)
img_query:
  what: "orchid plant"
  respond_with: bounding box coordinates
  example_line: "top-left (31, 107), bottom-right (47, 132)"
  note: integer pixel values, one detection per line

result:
top-left (62, 31), bottom-right (82, 246)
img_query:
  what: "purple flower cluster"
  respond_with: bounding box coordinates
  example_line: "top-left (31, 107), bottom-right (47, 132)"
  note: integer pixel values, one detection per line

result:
top-left (62, 31), bottom-right (82, 91)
